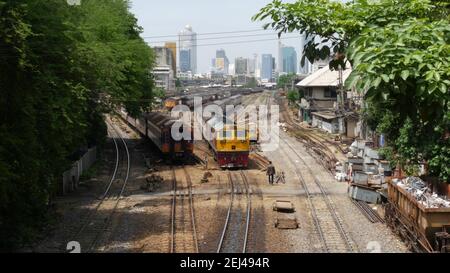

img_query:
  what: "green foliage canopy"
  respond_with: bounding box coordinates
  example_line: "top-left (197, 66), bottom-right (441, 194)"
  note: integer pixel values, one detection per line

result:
top-left (254, 0), bottom-right (450, 181)
top-left (277, 73), bottom-right (296, 90)
top-left (287, 90), bottom-right (300, 104)
top-left (0, 0), bottom-right (154, 249)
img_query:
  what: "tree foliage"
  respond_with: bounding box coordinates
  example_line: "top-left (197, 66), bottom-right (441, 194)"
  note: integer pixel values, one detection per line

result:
top-left (0, 0), bottom-right (154, 250)
top-left (277, 73), bottom-right (296, 90)
top-left (287, 90), bottom-right (300, 104)
top-left (254, 0), bottom-right (450, 182)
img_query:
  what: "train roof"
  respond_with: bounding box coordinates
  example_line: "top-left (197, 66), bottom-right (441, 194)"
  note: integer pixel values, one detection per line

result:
top-left (144, 112), bottom-right (178, 127)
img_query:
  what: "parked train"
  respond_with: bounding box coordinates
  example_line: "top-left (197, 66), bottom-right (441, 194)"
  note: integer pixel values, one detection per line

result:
top-left (164, 87), bottom-right (263, 110)
top-left (199, 94), bottom-right (250, 168)
top-left (119, 109), bottom-right (193, 160)
top-left (203, 116), bottom-right (250, 168)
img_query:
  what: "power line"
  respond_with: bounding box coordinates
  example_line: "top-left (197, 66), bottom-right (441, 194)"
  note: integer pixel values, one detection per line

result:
top-left (0, 37), bottom-right (301, 58)
top-left (141, 28), bottom-right (271, 39)
top-left (146, 32), bottom-right (282, 43)
top-left (149, 36), bottom-right (301, 48)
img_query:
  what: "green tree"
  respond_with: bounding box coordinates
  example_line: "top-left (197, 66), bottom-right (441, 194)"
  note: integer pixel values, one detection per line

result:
top-left (287, 89), bottom-right (300, 104)
top-left (277, 73), bottom-right (296, 91)
top-left (0, 0), bottom-right (154, 250)
top-left (254, 0), bottom-right (450, 182)
top-left (245, 77), bottom-right (258, 88)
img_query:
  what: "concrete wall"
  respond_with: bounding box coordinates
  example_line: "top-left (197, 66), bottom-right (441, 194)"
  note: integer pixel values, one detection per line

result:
top-left (313, 100), bottom-right (335, 109)
top-left (347, 119), bottom-right (357, 138)
top-left (61, 147), bottom-right (97, 195)
top-left (312, 115), bottom-right (339, 134)
top-left (312, 87), bottom-right (326, 99)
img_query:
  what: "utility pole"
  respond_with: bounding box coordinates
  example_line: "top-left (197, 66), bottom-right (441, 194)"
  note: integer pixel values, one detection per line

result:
top-left (338, 65), bottom-right (344, 111)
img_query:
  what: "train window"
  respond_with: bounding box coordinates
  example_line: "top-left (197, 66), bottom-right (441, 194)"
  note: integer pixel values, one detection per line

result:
top-left (237, 130), bottom-right (246, 140)
top-left (224, 130), bottom-right (233, 139)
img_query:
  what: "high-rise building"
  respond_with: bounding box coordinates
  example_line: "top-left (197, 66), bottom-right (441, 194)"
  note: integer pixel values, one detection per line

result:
top-left (235, 57), bottom-right (248, 75)
top-left (180, 49), bottom-right (191, 73)
top-left (164, 42), bottom-right (177, 73)
top-left (178, 25), bottom-right (197, 73)
top-left (278, 40), bottom-right (283, 73)
top-left (282, 46), bottom-right (297, 74)
top-left (261, 54), bottom-right (273, 81)
top-left (153, 46), bottom-right (175, 91)
top-left (214, 49), bottom-right (229, 74)
top-left (228, 63), bottom-right (235, 76)
top-left (248, 54), bottom-right (257, 76)
top-left (300, 33), bottom-right (332, 74)
top-left (299, 33), bottom-right (308, 74)
top-left (154, 46), bottom-right (173, 67)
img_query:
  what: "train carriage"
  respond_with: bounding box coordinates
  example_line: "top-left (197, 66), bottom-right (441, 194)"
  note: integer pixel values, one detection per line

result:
top-left (385, 179), bottom-right (450, 253)
top-left (120, 109), bottom-right (193, 161)
top-left (164, 97), bottom-right (180, 111)
top-left (145, 112), bottom-right (193, 160)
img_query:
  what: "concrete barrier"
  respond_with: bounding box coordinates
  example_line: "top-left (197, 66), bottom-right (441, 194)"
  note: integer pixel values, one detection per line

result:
top-left (61, 147), bottom-right (97, 195)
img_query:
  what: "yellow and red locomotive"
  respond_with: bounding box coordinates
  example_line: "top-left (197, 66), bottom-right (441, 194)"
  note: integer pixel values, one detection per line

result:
top-left (204, 116), bottom-right (250, 168)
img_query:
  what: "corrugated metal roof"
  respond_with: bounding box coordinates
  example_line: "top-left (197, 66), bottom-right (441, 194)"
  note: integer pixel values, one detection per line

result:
top-left (297, 66), bottom-right (352, 87)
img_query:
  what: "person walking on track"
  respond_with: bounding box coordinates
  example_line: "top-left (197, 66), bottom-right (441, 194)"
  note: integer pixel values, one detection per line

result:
top-left (267, 161), bottom-right (276, 185)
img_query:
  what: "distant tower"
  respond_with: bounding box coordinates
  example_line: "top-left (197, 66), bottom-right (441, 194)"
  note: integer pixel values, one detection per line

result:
top-left (261, 54), bottom-right (273, 81)
top-left (178, 25), bottom-right (197, 73)
top-left (278, 39), bottom-right (283, 73)
top-left (282, 46), bottom-right (298, 74)
top-left (165, 42), bottom-right (177, 73)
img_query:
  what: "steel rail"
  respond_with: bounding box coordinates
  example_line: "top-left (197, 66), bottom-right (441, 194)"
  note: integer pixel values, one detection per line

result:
top-left (183, 166), bottom-right (199, 253)
top-left (240, 170), bottom-right (252, 254)
top-left (279, 136), bottom-right (355, 252)
top-left (278, 142), bottom-right (329, 252)
top-left (217, 171), bottom-right (235, 253)
top-left (170, 167), bottom-right (177, 253)
top-left (88, 119), bottom-right (131, 252)
top-left (72, 119), bottom-right (120, 240)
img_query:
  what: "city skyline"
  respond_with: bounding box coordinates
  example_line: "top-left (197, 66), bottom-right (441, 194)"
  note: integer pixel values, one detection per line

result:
top-left (130, 0), bottom-right (302, 74)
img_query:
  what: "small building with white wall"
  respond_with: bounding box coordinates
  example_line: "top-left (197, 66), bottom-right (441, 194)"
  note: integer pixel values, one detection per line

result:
top-left (296, 65), bottom-right (360, 138)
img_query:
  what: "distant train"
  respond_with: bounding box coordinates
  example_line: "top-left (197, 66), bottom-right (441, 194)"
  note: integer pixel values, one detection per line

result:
top-left (164, 97), bottom-right (181, 111)
top-left (120, 110), bottom-right (193, 160)
top-left (164, 87), bottom-right (263, 110)
top-left (123, 88), bottom-right (261, 166)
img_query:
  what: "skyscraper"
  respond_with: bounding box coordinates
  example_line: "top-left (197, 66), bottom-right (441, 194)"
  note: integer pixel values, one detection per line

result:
top-left (261, 54), bottom-right (273, 81)
top-left (179, 49), bottom-right (191, 73)
top-left (215, 49), bottom-right (229, 74)
top-left (153, 46), bottom-right (175, 91)
top-left (277, 40), bottom-right (283, 73)
top-left (235, 57), bottom-right (248, 75)
top-left (178, 25), bottom-right (197, 73)
top-left (164, 42), bottom-right (177, 73)
top-left (248, 54), bottom-right (257, 76)
top-left (282, 46), bottom-right (298, 74)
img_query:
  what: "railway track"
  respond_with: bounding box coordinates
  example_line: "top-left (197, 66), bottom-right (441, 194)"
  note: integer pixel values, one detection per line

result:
top-left (352, 199), bottom-right (385, 224)
top-left (277, 96), bottom-right (340, 173)
top-left (217, 171), bottom-right (252, 253)
top-left (250, 152), bottom-right (270, 169)
top-left (70, 118), bottom-right (130, 253)
top-left (170, 166), bottom-right (199, 253)
top-left (278, 134), bottom-right (356, 253)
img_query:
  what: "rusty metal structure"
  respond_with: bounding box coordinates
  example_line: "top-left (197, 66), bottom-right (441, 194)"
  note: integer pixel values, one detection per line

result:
top-left (385, 180), bottom-right (450, 253)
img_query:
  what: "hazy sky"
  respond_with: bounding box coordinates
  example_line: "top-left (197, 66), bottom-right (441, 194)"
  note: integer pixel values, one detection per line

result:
top-left (129, 0), bottom-right (301, 73)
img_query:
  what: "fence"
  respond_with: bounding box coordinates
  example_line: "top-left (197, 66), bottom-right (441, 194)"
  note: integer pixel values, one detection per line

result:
top-left (61, 147), bottom-right (97, 195)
